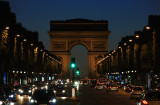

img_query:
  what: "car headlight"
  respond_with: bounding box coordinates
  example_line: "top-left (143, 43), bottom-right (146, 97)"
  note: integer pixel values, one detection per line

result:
top-left (9, 94), bottom-right (14, 98)
top-left (0, 101), bottom-right (4, 105)
top-left (62, 90), bottom-right (65, 93)
top-left (54, 90), bottom-right (56, 93)
top-left (9, 102), bottom-right (14, 105)
top-left (0, 101), bottom-right (3, 105)
top-left (19, 89), bottom-right (23, 93)
top-left (30, 99), bottom-right (37, 103)
top-left (28, 90), bottom-right (32, 93)
top-left (45, 86), bottom-right (48, 89)
top-left (18, 89), bottom-right (22, 92)
top-left (49, 98), bottom-right (56, 103)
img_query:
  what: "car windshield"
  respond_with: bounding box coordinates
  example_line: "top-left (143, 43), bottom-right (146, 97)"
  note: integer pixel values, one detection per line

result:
top-left (33, 90), bottom-right (55, 96)
top-left (145, 92), bottom-right (160, 101)
top-left (55, 85), bottom-right (65, 89)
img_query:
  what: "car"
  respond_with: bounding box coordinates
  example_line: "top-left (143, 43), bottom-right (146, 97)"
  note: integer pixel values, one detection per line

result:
top-left (109, 84), bottom-right (118, 92)
top-left (130, 86), bottom-right (144, 99)
top-left (81, 80), bottom-right (88, 85)
top-left (53, 85), bottom-right (66, 96)
top-left (18, 85), bottom-right (32, 96)
top-left (126, 84), bottom-right (133, 93)
top-left (95, 84), bottom-right (104, 90)
top-left (4, 87), bottom-right (16, 102)
top-left (30, 89), bottom-right (57, 105)
top-left (136, 90), bottom-right (160, 105)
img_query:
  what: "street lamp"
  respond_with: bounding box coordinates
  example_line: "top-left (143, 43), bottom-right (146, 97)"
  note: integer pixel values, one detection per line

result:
top-left (16, 34), bottom-right (20, 37)
top-left (145, 26), bottom-right (151, 30)
top-left (30, 43), bottom-right (33, 46)
top-left (23, 39), bottom-right (27, 42)
top-left (135, 35), bottom-right (139, 38)
top-left (124, 43), bottom-right (127, 46)
top-left (5, 26), bottom-right (9, 30)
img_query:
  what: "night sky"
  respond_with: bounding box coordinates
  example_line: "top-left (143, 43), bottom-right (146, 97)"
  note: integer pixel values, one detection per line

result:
top-left (5, 0), bottom-right (160, 78)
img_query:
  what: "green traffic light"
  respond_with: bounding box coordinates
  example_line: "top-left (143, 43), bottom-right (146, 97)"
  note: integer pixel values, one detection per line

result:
top-left (76, 71), bottom-right (80, 75)
top-left (71, 63), bottom-right (76, 68)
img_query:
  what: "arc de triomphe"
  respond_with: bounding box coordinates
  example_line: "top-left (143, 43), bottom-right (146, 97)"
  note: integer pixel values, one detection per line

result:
top-left (48, 19), bottom-right (110, 78)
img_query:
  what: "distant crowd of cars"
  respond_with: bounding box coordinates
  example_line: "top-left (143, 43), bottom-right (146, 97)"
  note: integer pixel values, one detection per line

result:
top-left (80, 79), bottom-right (119, 92)
top-left (80, 79), bottom-right (160, 105)
top-left (123, 83), bottom-right (160, 105)
top-left (0, 80), bottom-right (68, 105)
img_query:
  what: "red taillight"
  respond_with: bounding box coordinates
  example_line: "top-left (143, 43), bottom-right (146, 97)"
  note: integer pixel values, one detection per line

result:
top-left (142, 100), bottom-right (148, 105)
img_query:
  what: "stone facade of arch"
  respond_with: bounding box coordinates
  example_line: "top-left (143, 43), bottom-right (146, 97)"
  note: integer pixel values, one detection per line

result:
top-left (48, 19), bottom-right (110, 78)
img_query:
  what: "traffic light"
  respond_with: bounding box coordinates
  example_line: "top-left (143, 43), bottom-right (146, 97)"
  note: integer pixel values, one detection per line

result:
top-left (76, 68), bottom-right (80, 76)
top-left (71, 58), bottom-right (76, 68)
top-left (76, 70), bottom-right (80, 76)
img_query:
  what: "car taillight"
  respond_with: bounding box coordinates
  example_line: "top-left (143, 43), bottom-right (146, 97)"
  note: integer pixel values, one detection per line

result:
top-left (142, 100), bottom-right (148, 105)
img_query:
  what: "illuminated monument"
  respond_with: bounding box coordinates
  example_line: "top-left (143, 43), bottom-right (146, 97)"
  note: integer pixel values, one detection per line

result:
top-left (48, 19), bottom-right (110, 78)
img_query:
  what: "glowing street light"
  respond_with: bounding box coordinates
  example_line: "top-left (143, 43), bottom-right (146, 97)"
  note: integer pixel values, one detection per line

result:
top-left (5, 26), bottom-right (9, 30)
top-left (135, 35), bottom-right (139, 38)
top-left (30, 43), bottom-right (33, 46)
top-left (145, 26), bottom-right (150, 30)
top-left (23, 39), bottom-right (27, 42)
top-left (16, 34), bottom-right (20, 37)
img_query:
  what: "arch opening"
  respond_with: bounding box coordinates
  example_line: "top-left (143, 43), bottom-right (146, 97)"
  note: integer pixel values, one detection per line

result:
top-left (70, 45), bottom-right (88, 78)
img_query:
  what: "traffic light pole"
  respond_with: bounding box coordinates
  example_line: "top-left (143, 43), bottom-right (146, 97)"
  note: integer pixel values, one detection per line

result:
top-left (70, 57), bottom-right (76, 99)
top-left (72, 68), bottom-right (75, 85)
